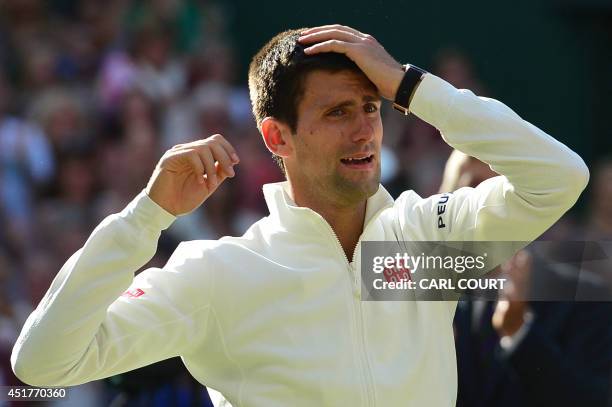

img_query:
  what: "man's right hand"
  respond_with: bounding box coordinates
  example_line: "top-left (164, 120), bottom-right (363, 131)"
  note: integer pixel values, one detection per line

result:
top-left (145, 135), bottom-right (240, 216)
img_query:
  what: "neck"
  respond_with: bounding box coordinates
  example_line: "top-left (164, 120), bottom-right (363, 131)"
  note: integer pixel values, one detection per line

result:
top-left (288, 183), bottom-right (367, 261)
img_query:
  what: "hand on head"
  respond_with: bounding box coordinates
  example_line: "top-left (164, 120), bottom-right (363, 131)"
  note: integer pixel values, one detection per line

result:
top-left (298, 24), bottom-right (405, 100)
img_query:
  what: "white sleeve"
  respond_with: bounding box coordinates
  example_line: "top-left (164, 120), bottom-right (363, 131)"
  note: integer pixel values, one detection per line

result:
top-left (10, 191), bottom-right (212, 387)
top-left (403, 74), bottom-right (589, 241)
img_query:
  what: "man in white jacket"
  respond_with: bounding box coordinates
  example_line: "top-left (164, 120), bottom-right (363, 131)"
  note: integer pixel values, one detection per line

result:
top-left (11, 25), bottom-right (589, 406)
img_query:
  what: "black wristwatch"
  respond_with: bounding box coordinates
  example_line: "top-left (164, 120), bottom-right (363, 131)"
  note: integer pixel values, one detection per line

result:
top-left (392, 64), bottom-right (428, 115)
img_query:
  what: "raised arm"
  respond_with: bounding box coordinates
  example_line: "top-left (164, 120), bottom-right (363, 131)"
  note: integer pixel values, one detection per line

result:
top-left (406, 72), bottom-right (588, 241)
top-left (11, 136), bottom-right (239, 386)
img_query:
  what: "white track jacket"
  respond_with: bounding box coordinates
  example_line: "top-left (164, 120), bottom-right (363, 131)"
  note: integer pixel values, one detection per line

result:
top-left (11, 74), bottom-right (589, 406)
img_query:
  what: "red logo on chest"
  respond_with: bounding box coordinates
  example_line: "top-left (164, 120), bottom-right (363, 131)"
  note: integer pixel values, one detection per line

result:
top-left (122, 288), bottom-right (145, 298)
top-left (383, 265), bottom-right (412, 282)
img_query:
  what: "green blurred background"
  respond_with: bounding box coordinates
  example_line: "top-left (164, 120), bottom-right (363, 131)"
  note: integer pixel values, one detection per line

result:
top-left (229, 0), bottom-right (611, 164)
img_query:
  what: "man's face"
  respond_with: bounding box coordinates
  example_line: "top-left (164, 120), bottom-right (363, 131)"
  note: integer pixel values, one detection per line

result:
top-left (285, 69), bottom-right (383, 206)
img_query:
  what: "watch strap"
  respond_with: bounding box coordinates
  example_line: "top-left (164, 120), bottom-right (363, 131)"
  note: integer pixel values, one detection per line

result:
top-left (393, 64), bottom-right (427, 115)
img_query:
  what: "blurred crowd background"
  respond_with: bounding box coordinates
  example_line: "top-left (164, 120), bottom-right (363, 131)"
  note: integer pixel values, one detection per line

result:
top-left (0, 0), bottom-right (610, 406)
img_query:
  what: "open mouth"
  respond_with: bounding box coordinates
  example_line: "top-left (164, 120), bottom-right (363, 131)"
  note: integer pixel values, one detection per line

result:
top-left (340, 154), bottom-right (375, 168)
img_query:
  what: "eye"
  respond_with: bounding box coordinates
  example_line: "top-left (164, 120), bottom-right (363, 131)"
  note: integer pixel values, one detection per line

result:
top-left (327, 108), bottom-right (346, 117)
top-left (364, 102), bottom-right (379, 113)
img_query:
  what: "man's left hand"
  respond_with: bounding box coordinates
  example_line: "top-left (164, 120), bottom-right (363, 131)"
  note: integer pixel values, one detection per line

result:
top-left (298, 25), bottom-right (405, 100)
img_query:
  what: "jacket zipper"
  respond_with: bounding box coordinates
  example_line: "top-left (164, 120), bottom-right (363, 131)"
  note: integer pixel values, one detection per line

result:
top-left (327, 230), bottom-right (374, 407)
top-left (315, 208), bottom-right (390, 407)
top-left (349, 261), bottom-right (377, 407)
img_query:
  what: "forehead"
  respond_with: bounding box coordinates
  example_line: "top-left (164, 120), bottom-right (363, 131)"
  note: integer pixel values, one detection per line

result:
top-left (299, 70), bottom-right (379, 109)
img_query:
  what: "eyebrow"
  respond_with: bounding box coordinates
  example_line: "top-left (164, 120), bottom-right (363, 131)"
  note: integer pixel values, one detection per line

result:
top-left (320, 95), bottom-right (382, 111)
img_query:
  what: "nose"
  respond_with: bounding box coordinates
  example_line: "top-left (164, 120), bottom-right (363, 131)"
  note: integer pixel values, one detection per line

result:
top-left (350, 111), bottom-right (375, 144)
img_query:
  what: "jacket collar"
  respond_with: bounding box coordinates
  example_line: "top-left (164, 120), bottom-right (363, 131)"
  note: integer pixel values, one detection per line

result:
top-left (262, 181), bottom-right (394, 231)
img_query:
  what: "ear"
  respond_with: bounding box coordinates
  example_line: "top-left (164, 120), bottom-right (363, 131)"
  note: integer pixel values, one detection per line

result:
top-left (261, 117), bottom-right (293, 159)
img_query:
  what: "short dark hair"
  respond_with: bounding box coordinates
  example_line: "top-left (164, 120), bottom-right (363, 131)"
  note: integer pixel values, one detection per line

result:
top-left (248, 28), bottom-right (365, 172)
